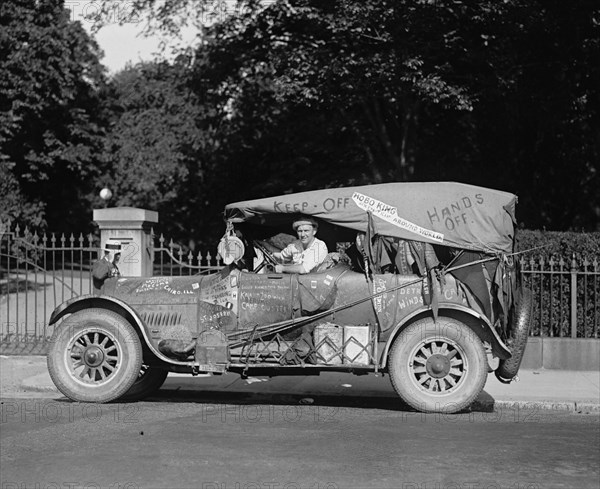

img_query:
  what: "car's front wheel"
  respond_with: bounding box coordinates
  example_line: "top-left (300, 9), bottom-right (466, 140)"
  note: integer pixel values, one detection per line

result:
top-left (388, 317), bottom-right (488, 413)
top-left (47, 308), bottom-right (142, 403)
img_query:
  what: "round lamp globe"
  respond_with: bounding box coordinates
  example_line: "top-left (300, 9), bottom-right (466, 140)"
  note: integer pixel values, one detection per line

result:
top-left (99, 188), bottom-right (112, 200)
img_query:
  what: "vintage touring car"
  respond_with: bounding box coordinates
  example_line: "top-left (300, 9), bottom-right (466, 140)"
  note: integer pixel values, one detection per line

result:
top-left (47, 182), bottom-right (532, 413)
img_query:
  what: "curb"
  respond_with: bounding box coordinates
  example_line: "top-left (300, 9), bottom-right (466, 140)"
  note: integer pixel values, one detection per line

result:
top-left (20, 373), bottom-right (60, 393)
top-left (472, 399), bottom-right (600, 413)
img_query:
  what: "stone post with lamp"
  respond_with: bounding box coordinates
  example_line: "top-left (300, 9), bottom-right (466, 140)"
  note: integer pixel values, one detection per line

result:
top-left (93, 188), bottom-right (158, 277)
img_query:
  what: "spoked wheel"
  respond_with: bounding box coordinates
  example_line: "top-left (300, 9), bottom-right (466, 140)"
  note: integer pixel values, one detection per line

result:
top-left (388, 317), bottom-right (488, 414)
top-left (47, 308), bottom-right (142, 403)
top-left (120, 364), bottom-right (169, 401)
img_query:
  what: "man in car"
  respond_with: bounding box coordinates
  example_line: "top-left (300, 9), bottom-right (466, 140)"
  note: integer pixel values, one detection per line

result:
top-left (274, 217), bottom-right (328, 274)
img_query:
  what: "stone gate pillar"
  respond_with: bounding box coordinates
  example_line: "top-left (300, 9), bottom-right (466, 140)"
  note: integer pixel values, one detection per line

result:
top-left (93, 207), bottom-right (159, 277)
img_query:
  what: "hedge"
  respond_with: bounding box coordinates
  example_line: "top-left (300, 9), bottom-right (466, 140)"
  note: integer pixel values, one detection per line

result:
top-left (516, 230), bottom-right (600, 259)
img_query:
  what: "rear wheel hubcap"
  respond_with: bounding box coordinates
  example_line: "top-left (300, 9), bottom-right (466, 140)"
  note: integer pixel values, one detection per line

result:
top-left (409, 339), bottom-right (466, 394)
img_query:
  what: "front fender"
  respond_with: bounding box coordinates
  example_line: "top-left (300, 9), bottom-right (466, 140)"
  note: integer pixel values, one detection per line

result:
top-left (379, 304), bottom-right (511, 368)
top-left (49, 295), bottom-right (193, 367)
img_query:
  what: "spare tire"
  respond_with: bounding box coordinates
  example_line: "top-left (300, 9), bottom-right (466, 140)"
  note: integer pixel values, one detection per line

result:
top-left (496, 287), bottom-right (533, 383)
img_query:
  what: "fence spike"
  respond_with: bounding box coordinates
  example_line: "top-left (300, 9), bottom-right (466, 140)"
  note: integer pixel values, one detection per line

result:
top-left (88, 233), bottom-right (94, 246)
top-left (571, 253), bottom-right (577, 270)
top-left (42, 233), bottom-right (47, 245)
top-left (15, 224), bottom-right (20, 235)
top-left (60, 234), bottom-right (66, 245)
top-left (196, 250), bottom-right (203, 265)
top-left (559, 256), bottom-right (565, 270)
top-left (32, 232), bottom-right (39, 244)
top-left (593, 258), bottom-right (598, 272)
top-left (549, 256), bottom-right (555, 270)
top-left (50, 233), bottom-right (56, 246)
top-left (187, 251), bottom-right (194, 265)
top-left (159, 233), bottom-right (165, 246)
top-left (206, 252), bottom-right (212, 263)
top-left (78, 233), bottom-right (84, 245)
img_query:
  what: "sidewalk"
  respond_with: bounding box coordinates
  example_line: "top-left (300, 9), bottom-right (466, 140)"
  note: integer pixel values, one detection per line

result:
top-left (1, 355), bottom-right (598, 412)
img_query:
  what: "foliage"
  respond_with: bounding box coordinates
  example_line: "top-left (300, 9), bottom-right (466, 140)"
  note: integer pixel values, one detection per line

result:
top-left (0, 162), bottom-right (45, 227)
top-left (100, 58), bottom-right (216, 241)
top-left (3, 0), bottom-right (599, 245)
top-left (463, 1), bottom-right (600, 231)
top-left (0, 0), bottom-right (108, 232)
top-left (195, 0), bottom-right (483, 184)
top-left (516, 230), bottom-right (600, 260)
top-left (191, 0), bottom-right (599, 236)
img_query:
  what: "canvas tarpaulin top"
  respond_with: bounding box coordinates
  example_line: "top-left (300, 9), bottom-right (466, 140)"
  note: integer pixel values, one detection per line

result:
top-left (224, 182), bottom-right (517, 255)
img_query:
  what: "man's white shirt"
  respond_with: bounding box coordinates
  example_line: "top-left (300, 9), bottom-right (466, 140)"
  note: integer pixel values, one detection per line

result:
top-left (280, 238), bottom-right (328, 273)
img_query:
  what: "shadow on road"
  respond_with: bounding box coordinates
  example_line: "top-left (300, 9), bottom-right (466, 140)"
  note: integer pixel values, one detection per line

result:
top-left (116, 387), bottom-right (498, 413)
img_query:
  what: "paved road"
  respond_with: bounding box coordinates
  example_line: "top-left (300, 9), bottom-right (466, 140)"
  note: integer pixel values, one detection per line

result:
top-left (1, 391), bottom-right (599, 489)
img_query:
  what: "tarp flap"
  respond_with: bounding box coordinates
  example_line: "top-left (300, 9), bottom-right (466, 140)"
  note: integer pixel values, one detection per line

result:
top-left (224, 182), bottom-right (517, 254)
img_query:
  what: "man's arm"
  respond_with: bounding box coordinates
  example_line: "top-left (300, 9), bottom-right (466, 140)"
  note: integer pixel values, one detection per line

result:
top-left (274, 243), bottom-right (297, 264)
top-left (276, 241), bottom-right (329, 274)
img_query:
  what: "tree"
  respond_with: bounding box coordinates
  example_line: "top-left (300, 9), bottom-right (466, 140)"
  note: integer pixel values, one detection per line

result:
top-left (0, 0), bottom-right (107, 231)
top-left (480, 1), bottom-right (599, 230)
top-left (0, 161), bottom-right (45, 227)
top-left (101, 58), bottom-right (216, 243)
top-left (196, 0), bottom-right (599, 230)
top-left (95, 0), bottom-right (599, 232)
top-left (195, 0), bottom-right (480, 182)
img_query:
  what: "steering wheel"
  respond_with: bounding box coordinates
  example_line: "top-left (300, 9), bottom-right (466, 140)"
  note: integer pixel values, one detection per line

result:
top-left (253, 241), bottom-right (279, 272)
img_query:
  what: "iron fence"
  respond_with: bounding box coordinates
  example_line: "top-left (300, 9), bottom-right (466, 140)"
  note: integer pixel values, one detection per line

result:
top-left (0, 225), bottom-right (98, 354)
top-left (521, 255), bottom-right (599, 338)
top-left (153, 233), bottom-right (223, 276)
top-left (1, 221), bottom-right (599, 354)
top-left (0, 225), bottom-right (221, 354)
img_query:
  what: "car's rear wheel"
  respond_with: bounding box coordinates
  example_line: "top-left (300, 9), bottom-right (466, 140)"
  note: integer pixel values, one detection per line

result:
top-left (47, 308), bottom-right (142, 403)
top-left (119, 365), bottom-right (168, 401)
top-left (388, 317), bottom-right (488, 413)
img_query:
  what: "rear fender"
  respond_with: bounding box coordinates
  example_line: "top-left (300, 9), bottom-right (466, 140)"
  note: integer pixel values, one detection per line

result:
top-left (49, 295), bottom-right (192, 367)
top-left (379, 304), bottom-right (511, 369)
